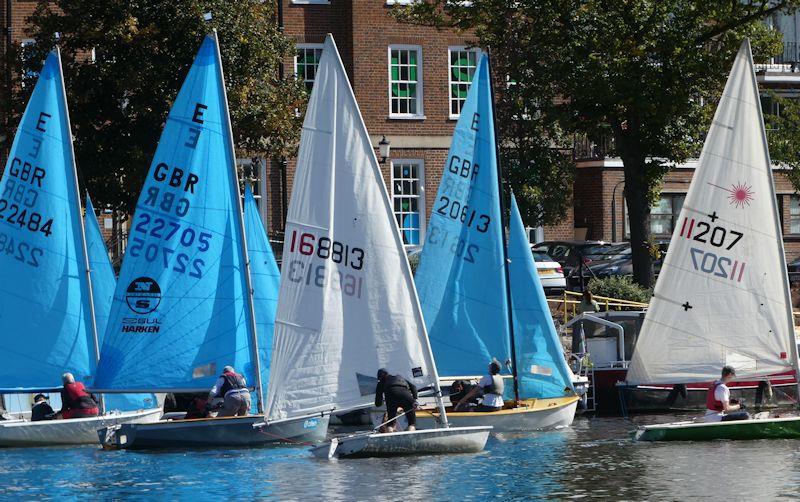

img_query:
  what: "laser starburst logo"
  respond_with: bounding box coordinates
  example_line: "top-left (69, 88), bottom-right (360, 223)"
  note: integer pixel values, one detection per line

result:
top-left (707, 181), bottom-right (754, 208)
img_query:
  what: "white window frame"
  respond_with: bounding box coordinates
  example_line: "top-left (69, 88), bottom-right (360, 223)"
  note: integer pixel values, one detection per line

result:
top-left (448, 46), bottom-right (482, 119)
top-left (291, 0), bottom-right (330, 4)
top-left (388, 45), bottom-right (425, 119)
top-left (294, 43), bottom-right (324, 92)
top-left (390, 159), bottom-right (426, 248)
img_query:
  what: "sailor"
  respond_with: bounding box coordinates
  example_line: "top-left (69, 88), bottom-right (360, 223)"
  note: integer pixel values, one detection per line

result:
top-left (455, 359), bottom-right (505, 412)
top-left (703, 366), bottom-right (749, 422)
top-left (58, 372), bottom-right (100, 419)
top-left (30, 394), bottom-right (55, 422)
top-left (448, 379), bottom-right (480, 410)
top-left (374, 369), bottom-right (418, 433)
top-left (208, 366), bottom-right (251, 417)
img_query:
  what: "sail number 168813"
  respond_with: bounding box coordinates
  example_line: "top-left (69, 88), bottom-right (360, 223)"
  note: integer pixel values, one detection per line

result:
top-left (288, 230), bottom-right (364, 271)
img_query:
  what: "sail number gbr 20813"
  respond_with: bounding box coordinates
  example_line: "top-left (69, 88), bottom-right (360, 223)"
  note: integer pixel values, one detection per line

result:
top-left (286, 230), bottom-right (364, 299)
top-left (679, 216), bottom-right (746, 282)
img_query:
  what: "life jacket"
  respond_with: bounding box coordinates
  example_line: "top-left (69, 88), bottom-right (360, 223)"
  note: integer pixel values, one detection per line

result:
top-left (483, 374), bottom-right (504, 396)
top-left (219, 371), bottom-right (247, 397)
top-left (63, 382), bottom-right (98, 410)
top-left (706, 381), bottom-right (725, 412)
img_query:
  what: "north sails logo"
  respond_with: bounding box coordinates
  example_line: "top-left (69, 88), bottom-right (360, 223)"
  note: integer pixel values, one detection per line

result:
top-left (125, 276), bottom-right (162, 315)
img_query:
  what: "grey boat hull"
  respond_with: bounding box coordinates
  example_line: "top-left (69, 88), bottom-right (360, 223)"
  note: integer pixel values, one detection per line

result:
top-left (312, 426), bottom-right (491, 459)
top-left (99, 414), bottom-right (329, 449)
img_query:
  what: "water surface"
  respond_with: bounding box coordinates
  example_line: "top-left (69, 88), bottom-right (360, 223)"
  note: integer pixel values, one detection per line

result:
top-left (1, 414), bottom-right (799, 500)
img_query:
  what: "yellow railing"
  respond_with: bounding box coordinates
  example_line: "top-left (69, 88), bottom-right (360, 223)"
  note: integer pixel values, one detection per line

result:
top-left (547, 290), bottom-right (649, 325)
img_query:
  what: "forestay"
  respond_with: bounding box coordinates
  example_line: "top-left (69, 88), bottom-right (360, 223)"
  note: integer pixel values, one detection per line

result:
top-left (243, 186), bottom-right (279, 397)
top-left (626, 40), bottom-right (796, 385)
top-left (508, 195), bottom-right (575, 397)
top-left (95, 35), bottom-right (258, 393)
top-left (266, 35), bottom-right (438, 422)
top-left (0, 50), bottom-right (97, 391)
top-left (414, 55), bottom-right (511, 377)
top-left (85, 195), bottom-right (157, 410)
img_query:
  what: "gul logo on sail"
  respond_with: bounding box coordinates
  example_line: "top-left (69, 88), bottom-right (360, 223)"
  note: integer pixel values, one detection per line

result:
top-left (123, 276), bottom-right (162, 333)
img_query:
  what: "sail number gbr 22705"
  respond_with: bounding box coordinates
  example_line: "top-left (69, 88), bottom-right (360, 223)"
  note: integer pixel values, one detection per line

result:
top-left (679, 216), bottom-right (746, 282)
top-left (286, 230), bottom-right (364, 299)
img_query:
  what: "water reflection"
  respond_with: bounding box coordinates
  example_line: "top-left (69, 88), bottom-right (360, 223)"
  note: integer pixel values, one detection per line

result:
top-left (0, 415), bottom-right (799, 499)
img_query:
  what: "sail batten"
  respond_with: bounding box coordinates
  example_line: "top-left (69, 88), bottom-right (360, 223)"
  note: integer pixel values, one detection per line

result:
top-left (626, 40), bottom-right (796, 386)
top-left (265, 35), bottom-right (439, 422)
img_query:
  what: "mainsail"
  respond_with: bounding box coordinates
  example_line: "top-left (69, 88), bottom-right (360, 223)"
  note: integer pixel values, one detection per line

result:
top-left (95, 34), bottom-right (261, 395)
top-left (508, 194), bottom-right (575, 397)
top-left (265, 35), bottom-right (439, 422)
top-left (414, 55), bottom-right (511, 378)
top-left (243, 186), bottom-right (279, 391)
top-left (0, 49), bottom-right (98, 391)
top-left (86, 195), bottom-right (157, 410)
top-left (626, 40), bottom-right (797, 385)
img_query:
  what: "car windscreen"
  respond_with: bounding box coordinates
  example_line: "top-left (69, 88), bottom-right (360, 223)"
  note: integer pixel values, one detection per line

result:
top-left (581, 243), bottom-right (629, 260)
top-left (532, 251), bottom-right (555, 262)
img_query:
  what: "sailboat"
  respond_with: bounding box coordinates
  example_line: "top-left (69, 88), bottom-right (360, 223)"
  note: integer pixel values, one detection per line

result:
top-left (0, 48), bottom-right (161, 446)
top-left (255, 34), bottom-right (489, 459)
top-left (410, 55), bottom-right (579, 431)
top-left (95, 33), bottom-right (326, 449)
top-left (630, 40), bottom-right (800, 441)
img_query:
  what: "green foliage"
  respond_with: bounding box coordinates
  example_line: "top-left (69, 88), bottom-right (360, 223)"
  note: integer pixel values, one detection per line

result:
top-left (1, 0), bottom-right (305, 213)
top-left (395, 0), bottom-right (800, 287)
top-left (764, 92), bottom-right (800, 189)
top-left (587, 276), bottom-right (652, 304)
top-left (407, 251), bottom-right (421, 274)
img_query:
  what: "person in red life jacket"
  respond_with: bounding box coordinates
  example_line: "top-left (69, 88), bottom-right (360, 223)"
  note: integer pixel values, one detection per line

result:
top-left (58, 372), bottom-right (100, 419)
top-left (702, 365), bottom-right (749, 423)
top-left (208, 366), bottom-right (251, 417)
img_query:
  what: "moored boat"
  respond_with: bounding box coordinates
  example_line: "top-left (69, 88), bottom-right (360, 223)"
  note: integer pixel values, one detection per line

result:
top-left (258, 34), bottom-right (490, 459)
top-left (95, 32), bottom-right (316, 449)
top-left (629, 39), bottom-right (800, 441)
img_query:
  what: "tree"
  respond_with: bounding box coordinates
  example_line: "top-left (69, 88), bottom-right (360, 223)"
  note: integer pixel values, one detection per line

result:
top-left (1, 0), bottom-right (305, 214)
top-left (396, 0), bottom-right (799, 288)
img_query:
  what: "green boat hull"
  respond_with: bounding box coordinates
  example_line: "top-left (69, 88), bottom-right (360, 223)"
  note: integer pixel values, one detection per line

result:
top-left (636, 416), bottom-right (800, 441)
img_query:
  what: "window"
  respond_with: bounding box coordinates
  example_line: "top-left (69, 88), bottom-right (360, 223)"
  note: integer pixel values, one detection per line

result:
top-left (791, 195), bottom-right (800, 234)
top-left (391, 160), bottom-right (425, 246)
top-left (291, 0), bottom-right (330, 4)
top-left (388, 45), bottom-right (423, 118)
top-left (20, 39), bottom-right (37, 88)
top-left (448, 47), bottom-right (479, 118)
top-left (295, 44), bottom-right (324, 93)
top-left (624, 194), bottom-right (685, 237)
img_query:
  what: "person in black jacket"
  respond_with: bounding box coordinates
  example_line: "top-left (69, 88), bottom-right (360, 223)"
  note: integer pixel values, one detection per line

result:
top-left (31, 394), bottom-right (55, 422)
top-left (375, 368), bottom-right (418, 433)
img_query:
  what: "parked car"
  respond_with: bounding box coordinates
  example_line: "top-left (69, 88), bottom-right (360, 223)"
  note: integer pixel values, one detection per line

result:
top-left (787, 256), bottom-right (800, 284)
top-left (590, 240), bottom-right (670, 280)
top-left (530, 248), bottom-right (566, 295)
top-left (532, 240), bottom-right (623, 288)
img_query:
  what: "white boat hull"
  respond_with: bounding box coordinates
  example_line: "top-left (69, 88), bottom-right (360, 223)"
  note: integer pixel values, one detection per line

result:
top-left (312, 426), bottom-right (491, 459)
top-left (100, 414), bottom-right (329, 449)
top-left (0, 408), bottom-right (163, 447)
top-left (372, 397), bottom-right (579, 432)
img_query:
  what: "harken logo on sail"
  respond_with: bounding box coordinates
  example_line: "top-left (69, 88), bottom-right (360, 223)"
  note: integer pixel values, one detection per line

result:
top-left (125, 276), bottom-right (162, 315)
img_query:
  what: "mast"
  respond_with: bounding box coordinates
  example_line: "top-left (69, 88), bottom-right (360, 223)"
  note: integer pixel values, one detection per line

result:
top-left (56, 45), bottom-right (104, 413)
top-left (747, 39), bottom-right (800, 402)
top-left (487, 55), bottom-right (520, 403)
top-left (211, 30), bottom-right (265, 414)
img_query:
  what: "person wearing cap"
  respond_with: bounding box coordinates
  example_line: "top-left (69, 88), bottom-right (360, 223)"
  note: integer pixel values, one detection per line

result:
top-left (208, 366), bottom-right (251, 417)
top-left (703, 365), bottom-right (749, 422)
top-left (374, 369), bottom-right (418, 433)
top-left (455, 359), bottom-right (505, 412)
top-left (30, 394), bottom-right (55, 422)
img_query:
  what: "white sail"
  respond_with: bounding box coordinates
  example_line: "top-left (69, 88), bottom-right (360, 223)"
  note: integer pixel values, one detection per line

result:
top-left (265, 35), bottom-right (439, 421)
top-left (626, 40), bottom-right (796, 385)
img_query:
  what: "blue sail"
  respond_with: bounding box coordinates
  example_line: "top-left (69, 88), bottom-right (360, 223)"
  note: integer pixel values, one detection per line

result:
top-left (509, 195), bottom-right (574, 397)
top-left (414, 55), bottom-right (511, 377)
top-left (242, 185), bottom-right (279, 408)
top-left (95, 35), bottom-right (255, 393)
top-left (85, 195), bottom-right (158, 410)
top-left (0, 50), bottom-right (97, 391)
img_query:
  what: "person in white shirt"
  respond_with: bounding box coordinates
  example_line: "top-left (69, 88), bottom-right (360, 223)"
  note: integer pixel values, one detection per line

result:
top-left (702, 365), bottom-right (749, 423)
top-left (454, 360), bottom-right (505, 412)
